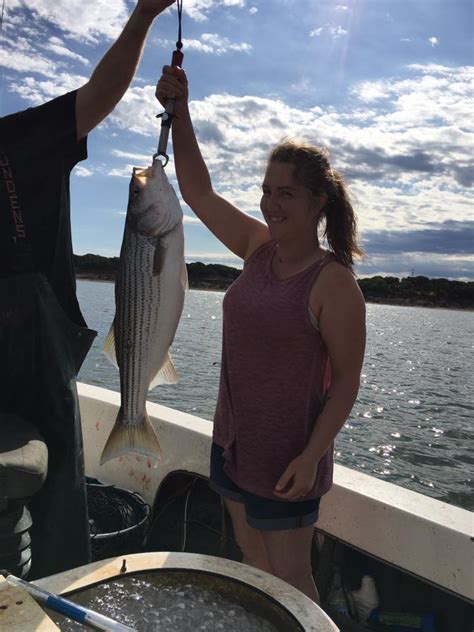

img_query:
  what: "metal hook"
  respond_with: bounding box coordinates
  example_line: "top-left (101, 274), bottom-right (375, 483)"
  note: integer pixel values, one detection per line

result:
top-left (152, 152), bottom-right (169, 168)
top-left (155, 101), bottom-right (175, 168)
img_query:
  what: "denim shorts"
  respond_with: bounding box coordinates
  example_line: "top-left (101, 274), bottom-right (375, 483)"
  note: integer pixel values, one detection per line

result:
top-left (209, 443), bottom-right (321, 531)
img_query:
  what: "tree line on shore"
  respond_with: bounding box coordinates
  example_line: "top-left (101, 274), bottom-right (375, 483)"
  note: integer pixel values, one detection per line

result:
top-left (74, 253), bottom-right (474, 309)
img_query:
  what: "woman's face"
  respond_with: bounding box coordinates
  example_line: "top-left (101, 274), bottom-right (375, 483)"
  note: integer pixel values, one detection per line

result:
top-left (260, 162), bottom-right (324, 242)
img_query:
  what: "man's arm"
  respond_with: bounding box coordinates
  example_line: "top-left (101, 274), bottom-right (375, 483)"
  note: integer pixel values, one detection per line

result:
top-left (76, 0), bottom-right (175, 140)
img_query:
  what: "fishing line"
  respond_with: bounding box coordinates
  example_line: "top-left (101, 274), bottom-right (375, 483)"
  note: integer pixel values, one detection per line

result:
top-left (176, 0), bottom-right (183, 52)
top-left (155, 0), bottom-right (184, 165)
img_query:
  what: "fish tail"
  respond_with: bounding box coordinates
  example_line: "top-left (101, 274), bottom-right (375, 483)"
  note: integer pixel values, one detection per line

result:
top-left (100, 408), bottom-right (163, 465)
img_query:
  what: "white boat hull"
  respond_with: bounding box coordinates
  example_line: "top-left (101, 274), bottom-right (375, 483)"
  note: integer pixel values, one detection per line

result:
top-left (79, 382), bottom-right (473, 604)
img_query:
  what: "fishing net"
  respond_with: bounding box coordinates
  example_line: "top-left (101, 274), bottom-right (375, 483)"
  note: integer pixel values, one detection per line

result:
top-left (86, 477), bottom-right (150, 561)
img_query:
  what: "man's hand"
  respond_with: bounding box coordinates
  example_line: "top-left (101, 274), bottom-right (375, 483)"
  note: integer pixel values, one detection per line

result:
top-left (137, 0), bottom-right (176, 19)
top-left (273, 453), bottom-right (319, 501)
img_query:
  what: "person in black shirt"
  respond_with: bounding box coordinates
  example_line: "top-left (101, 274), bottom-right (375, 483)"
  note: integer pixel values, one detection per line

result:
top-left (0, 0), bottom-right (175, 579)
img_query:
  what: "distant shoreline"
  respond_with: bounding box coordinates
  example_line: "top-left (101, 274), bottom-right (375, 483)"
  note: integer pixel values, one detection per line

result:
top-left (76, 274), bottom-right (226, 293)
top-left (75, 268), bottom-right (474, 311)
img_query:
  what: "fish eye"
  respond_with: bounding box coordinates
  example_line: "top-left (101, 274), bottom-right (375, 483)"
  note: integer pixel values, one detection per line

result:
top-left (131, 187), bottom-right (140, 197)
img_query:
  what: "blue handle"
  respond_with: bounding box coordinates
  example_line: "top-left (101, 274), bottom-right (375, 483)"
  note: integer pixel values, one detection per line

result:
top-left (46, 595), bottom-right (87, 623)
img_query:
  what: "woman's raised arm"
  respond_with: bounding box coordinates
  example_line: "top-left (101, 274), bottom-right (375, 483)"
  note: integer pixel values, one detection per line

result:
top-left (156, 66), bottom-right (269, 260)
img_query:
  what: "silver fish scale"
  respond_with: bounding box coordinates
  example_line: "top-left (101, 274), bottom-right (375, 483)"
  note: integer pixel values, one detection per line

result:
top-left (116, 228), bottom-right (160, 425)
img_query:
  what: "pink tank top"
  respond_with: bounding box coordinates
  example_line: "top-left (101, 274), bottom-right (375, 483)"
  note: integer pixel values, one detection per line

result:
top-left (213, 240), bottom-right (335, 500)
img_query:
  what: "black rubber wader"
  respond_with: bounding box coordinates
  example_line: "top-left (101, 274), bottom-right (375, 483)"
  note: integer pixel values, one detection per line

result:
top-left (0, 272), bottom-right (96, 578)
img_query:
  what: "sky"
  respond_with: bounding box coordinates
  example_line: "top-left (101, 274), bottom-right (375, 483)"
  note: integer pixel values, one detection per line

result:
top-left (0, 0), bottom-right (473, 279)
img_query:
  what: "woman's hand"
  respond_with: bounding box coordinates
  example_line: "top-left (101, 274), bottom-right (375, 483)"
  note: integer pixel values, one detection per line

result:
top-left (273, 453), bottom-right (319, 501)
top-left (156, 65), bottom-right (189, 108)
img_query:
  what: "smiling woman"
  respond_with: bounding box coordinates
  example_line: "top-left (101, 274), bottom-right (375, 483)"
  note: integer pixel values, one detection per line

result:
top-left (155, 64), bottom-right (366, 604)
top-left (261, 161), bottom-right (322, 254)
top-left (264, 140), bottom-right (364, 270)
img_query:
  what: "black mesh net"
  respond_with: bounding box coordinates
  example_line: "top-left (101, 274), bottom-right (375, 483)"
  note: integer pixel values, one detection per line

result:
top-left (86, 477), bottom-right (150, 561)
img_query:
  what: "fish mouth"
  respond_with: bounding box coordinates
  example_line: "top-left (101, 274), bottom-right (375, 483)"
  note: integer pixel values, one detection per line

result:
top-left (131, 164), bottom-right (160, 191)
top-left (132, 160), bottom-right (165, 183)
top-left (133, 166), bottom-right (152, 179)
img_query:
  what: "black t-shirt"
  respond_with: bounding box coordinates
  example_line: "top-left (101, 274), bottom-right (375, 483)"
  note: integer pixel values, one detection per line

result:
top-left (0, 91), bottom-right (88, 326)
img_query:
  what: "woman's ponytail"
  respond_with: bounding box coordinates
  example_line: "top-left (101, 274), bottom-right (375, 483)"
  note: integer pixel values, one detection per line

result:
top-left (322, 169), bottom-right (364, 268)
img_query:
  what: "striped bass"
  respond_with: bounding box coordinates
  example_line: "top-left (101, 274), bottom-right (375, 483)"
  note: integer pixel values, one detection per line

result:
top-left (101, 160), bottom-right (187, 465)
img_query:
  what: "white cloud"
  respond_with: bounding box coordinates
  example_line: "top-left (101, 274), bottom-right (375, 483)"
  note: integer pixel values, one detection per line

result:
top-left (249, 7), bottom-right (258, 14)
top-left (46, 37), bottom-right (89, 65)
top-left (356, 80), bottom-right (388, 102)
top-left (353, 65), bottom-right (473, 128)
top-left (108, 165), bottom-right (136, 178)
top-left (183, 215), bottom-right (202, 224)
top-left (9, 0), bottom-right (129, 42)
top-left (160, 34), bottom-right (251, 55)
top-left (6, 0), bottom-right (248, 42)
top-left (74, 166), bottom-right (94, 177)
top-left (7, 73), bottom-right (88, 104)
top-left (0, 13), bottom-right (92, 91)
top-left (139, 64), bottom-right (471, 237)
top-left (0, 32), bottom-right (64, 76)
top-left (310, 24), bottom-right (348, 39)
top-left (111, 149), bottom-right (151, 163)
top-left (429, 36), bottom-right (439, 47)
top-left (331, 25), bottom-right (348, 39)
top-left (335, 5), bottom-right (349, 11)
top-left (5, 43), bottom-right (471, 253)
top-left (113, 66), bottom-right (472, 229)
top-left (0, 47), bottom-right (57, 75)
top-left (183, 0), bottom-right (246, 22)
top-left (108, 85), bottom-right (161, 136)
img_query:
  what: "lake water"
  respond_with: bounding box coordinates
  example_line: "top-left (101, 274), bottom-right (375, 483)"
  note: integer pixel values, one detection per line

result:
top-left (77, 280), bottom-right (473, 512)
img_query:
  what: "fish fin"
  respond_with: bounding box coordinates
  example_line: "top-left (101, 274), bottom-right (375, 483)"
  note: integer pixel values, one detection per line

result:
top-left (153, 238), bottom-right (164, 276)
top-left (100, 408), bottom-right (162, 465)
top-left (180, 260), bottom-right (189, 291)
top-left (102, 320), bottom-right (118, 368)
top-left (149, 351), bottom-right (179, 389)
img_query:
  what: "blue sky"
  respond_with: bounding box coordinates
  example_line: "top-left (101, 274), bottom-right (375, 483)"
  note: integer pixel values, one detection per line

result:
top-left (0, 0), bottom-right (473, 279)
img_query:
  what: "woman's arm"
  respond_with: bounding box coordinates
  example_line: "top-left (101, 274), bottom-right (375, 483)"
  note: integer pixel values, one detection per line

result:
top-left (156, 66), bottom-right (269, 260)
top-left (274, 263), bottom-right (366, 500)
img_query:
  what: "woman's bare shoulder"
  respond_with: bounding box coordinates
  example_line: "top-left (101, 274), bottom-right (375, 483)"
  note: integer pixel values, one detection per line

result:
top-left (321, 259), bottom-right (359, 285)
top-left (311, 258), bottom-right (365, 315)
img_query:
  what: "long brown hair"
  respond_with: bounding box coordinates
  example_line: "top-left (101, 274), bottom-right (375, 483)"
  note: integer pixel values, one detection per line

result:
top-left (268, 139), bottom-right (364, 268)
